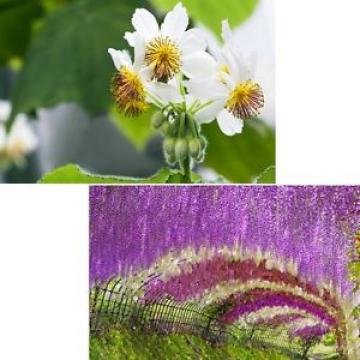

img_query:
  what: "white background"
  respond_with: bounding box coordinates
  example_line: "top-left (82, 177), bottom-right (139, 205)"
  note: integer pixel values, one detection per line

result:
top-left (277, 0), bottom-right (360, 184)
top-left (0, 1), bottom-right (360, 359)
top-left (0, 186), bottom-right (88, 359)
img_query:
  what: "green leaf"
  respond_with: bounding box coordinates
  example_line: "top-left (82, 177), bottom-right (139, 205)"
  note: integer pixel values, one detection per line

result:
top-left (254, 166), bottom-right (276, 184)
top-left (109, 106), bottom-right (156, 151)
top-left (203, 119), bottom-right (275, 183)
top-left (39, 164), bottom-right (173, 184)
top-left (352, 305), bottom-right (360, 318)
top-left (11, 0), bottom-right (144, 116)
top-left (39, 164), bottom-right (205, 184)
top-left (150, 0), bottom-right (259, 36)
top-left (0, 0), bottom-right (44, 64)
top-left (349, 261), bottom-right (360, 280)
top-left (166, 170), bottom-right (202, 183)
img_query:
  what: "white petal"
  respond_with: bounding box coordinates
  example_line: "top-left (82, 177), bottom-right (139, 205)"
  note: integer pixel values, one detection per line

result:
top-left (222, 45), bottom-right (241, 81)
top-left (222, 71), bottom-right (237, 89)
top-left (0, 100), bottom-right (11, 123)
top-left (234, 52), bottom-right (256, 82)
top-left (184, 94), bottom-right (197, 108)
top-left (132, 8), bottom-right (159, 42)
top-left (7, 115), bottom-right (38, 152)
top-left (179, 28), bottom-right (206, 55)
top-left (216, 109), bottom-right (243, 136)
top-left (108, 48), bottom-right (132, 69)
top-left (195, 100), bottom-right (225, 124)
top-left (221, 19), bottom-right (233, 42)
top-left (198, 26), bottom-right (222, 61)
top-left (0, 124), bottom-right (6, 148)
top-left (161, 3), bottom-right (188, 39)
top-left (132, 33), bottom-right (146, 69)
top-left (124, 31), bottom-right (136, 47)
top-left (145, 82), bottom-right (182, 104)
top-left (139, 67), bottom-right (152, 82)
top-left (186, 79), bottom-right (227, 101)
top-left (182, 51), bottom-right (217, 79)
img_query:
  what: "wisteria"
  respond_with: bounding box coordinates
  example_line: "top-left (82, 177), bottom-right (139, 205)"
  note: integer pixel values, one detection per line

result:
top-left (290, 324), bottom-right (329, 341)
top-left (90, 186), bottom-right (360, 356)
top-left (90, 186), bottom-right (359, 292)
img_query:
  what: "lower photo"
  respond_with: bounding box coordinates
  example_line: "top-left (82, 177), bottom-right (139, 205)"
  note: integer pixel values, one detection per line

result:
top-left (89, 186), bottom-right (360, 360)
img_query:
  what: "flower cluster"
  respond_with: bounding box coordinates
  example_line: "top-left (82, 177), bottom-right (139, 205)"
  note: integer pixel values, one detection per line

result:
top-left (219, 290), bottom-right (336, 327)
top-left (252, 313), bottom-right (305, 328)
top-left (144, 253), bottom-right (338, 312)
top-left (290, 323), bottom-right (328, 341)
top-left (0, 100), bottom-right (37, 171)
top-left (90, 186), bottom-right (358, 354)
top-left (90, 186), bottom-right (357, 294)
top-left (108, 2), bottom-right (264, 168)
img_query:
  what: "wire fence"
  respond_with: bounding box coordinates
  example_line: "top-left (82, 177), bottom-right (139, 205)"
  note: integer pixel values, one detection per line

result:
top-left (90, 278), bottom-right (335, 359)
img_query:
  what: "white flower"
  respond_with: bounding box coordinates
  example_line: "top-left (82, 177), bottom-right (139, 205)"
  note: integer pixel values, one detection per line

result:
top-left (0, 101), bottom-right (38, 167)
top-left (125, 2), bottom-right (216, 82)
top-left (108, 46), bottom-right (183, 116)
top-left (186, 20), bottom-right (264, 136)
top-left (6, 115), bottom-right (38, 163)
top-left (0, 100), bottom-right (11, 123)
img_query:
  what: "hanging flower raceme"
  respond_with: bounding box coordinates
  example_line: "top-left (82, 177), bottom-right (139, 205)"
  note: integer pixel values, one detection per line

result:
top-left (0, 100), bottom-right (38, 171)
top-left (187, 20), bottom-right (264, 136)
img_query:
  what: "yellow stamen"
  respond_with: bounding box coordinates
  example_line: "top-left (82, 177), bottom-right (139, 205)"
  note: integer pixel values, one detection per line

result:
top-left (145, 36), bottom-right (181, 82)
top-left (111, 66), bottom-right (148, 117)
top-left (226, 80), bottom-right (264, 119)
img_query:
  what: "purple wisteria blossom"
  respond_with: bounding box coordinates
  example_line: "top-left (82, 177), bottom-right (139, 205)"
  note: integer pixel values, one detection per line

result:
top-left (90, 186), bottom-right (359, 295)
top-left (290, 324), bottom-right (329, 340)
top-left (220, 292), bottom-right (336, 326)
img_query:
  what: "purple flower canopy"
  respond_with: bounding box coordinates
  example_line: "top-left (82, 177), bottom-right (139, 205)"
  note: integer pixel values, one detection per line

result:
top-left (90, 186), bottom-right (359, 293)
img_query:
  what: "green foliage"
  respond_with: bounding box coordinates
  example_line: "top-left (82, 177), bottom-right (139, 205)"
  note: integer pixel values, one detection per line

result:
top-left (42, 0), bottom-right (73, 12)
top-left (255, 165), bottom-right (276, 184)
top-left (349, 261), bottom-right (360, 282)
top-left (0, 0), bottom-right (44, 64)
top-left (11, 0), bottom-right (144, 116)
top-left (203, 119), bottom-right (275, 183)
top-left (150, 0), bottom-right (259, 36)
top-left (352, 305), bottom-right (360, 318)
top-left (110, 106), bottom-right (156, 151)
top-left (39, 164), bottom-right (203, 184)
top-left (90, 327), bottom-right (290, 360)
top-left (323, 333), bottom-right (336, 346)
top-left (39, 164), bottom-right (173, 184)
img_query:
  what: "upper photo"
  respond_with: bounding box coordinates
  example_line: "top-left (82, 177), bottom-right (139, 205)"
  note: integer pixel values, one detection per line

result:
top-left (0, 0), bottom-right (274, 184)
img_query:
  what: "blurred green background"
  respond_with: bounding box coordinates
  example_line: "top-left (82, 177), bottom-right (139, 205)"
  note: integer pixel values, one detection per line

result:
top-left (0, 0), bottom-right (275, 183)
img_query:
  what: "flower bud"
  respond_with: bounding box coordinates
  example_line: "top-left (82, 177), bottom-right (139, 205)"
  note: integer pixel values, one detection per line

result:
top-left (175, 138), bottom-right (188, 161)
top-left (160, 121), bottom-right (171, 135)
top-left (188, 138), bottom-right (201, 158)
top-left (163, 137), bottom-right (176, 156)
top-left (196, 150), bottom-right (205, 163)
top-left (165, 153), bottom-right (176, 165)
top-left (151, 111), bottom-right (165, 129)
top-left (199, 135), bottom-right (208, 151)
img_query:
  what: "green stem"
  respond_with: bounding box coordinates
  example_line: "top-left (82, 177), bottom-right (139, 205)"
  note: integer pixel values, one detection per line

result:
top-left (178, 112), bottom-right (185, 137)
top-left (194, 100), bottom-right (213, 113)
top-left (181, 156), bottom-right (192, 183)
top-left (178, 112), bottom-right (191, 183)
top-left (188, 114), bottom-right (199, 138)
top-left (147, 93), bottom-right (164, 108)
